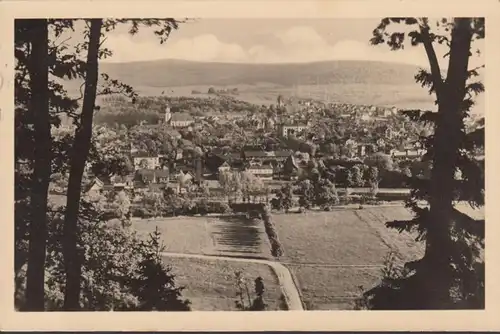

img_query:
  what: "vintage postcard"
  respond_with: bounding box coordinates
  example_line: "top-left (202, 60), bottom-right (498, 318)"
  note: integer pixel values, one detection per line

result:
top-left (0, 0), bottom-right (499, 331)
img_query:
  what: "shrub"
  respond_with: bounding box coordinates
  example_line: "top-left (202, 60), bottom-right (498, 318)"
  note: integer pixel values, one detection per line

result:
top-left (261, 207), bottom-right (284, 258)
top-left (234, 271), bottom-right (267, 311)
top-left (16, 202), bottom-right (191, 311)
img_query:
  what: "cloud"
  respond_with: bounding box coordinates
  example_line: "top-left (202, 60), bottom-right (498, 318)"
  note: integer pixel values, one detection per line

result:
top-left (103, 25), bottom-right (484, 69)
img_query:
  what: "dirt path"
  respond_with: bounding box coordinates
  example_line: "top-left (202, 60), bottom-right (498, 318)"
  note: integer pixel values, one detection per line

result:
top-left (161, 252), bottom-right (304, 311)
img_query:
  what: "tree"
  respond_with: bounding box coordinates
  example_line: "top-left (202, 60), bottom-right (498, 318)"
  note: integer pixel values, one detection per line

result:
top-left (61, 18), bottom-right (183, 309)
top-left (365, 166), bottom-right (380, 199)
top-left (234, 271), bottom-right (267, 311)
top-left (275, 184), bottom-right (294, 213)
top-left (314, 179), bottom-right (339, 210)
top-left (111, 190), bottom-right (132, 223)
top-left (364, 17), bottom-right (485, 309)
top-left (20, 19), bottom-right (51, 311)
top-left (347, 165), bottom-right (364, 188)
top-left (364, 152), bottom-right (394, 171)
top-left (132, 227), bottom-right (191, 311)
top-left (297, 179), bottom-right (315, 210)
top-left (63, 19), bottom-right (103, 310)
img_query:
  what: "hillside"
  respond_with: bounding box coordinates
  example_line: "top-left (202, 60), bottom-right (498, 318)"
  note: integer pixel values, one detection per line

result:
top-left (61, 59), bottom-right (483, 112)
top-left (97, 59), bottom-right (420, 87)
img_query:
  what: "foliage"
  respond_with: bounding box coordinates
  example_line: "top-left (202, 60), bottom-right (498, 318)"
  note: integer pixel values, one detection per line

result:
top-left (364, 17), bottom-right (485, 309)
top-left (364, 153), bottom-right (394, 172)
top-left (234, 271), bottom-right (267, 311)
top-left (272, 184), bottom-right (294, 213)
top-left (131, 227), bottom-right (191, 311)
top-left (297, 179), bottom-right (315, 209)
top-left (347, 165), bottom-right (364, 188)
top-left (16, 201), bottom-right (190, 311)
top-left (365, 166), bottom-right (380, 199)
top-left (314, 178), bottom-right (340, 210)
top-left (261, 206), bottom-right (284, 258)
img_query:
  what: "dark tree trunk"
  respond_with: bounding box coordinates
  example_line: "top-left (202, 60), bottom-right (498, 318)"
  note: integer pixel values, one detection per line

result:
top-left (63, 19), bottom-right (102, 311)
top-left (425, 18), bottom-right (473, 309)
top-left (25, 19), bottom-right (50, 311)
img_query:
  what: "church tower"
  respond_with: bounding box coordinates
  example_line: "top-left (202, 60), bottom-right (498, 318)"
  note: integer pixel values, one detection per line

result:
top-left (164, 105), bottom-right (172, 124)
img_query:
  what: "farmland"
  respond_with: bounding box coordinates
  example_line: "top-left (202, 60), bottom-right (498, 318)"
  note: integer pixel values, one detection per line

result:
top-left (164, 256), bottom-right (285, 311)
top-left (273, 206), bottom-right (426, 310)
top-left (131, 204), bottom-right (483, 310)
top-left (132, 215), bottom-right (272, 258)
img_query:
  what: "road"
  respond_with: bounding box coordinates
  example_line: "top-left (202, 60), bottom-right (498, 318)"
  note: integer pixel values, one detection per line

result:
top-left (160, 252), bottom-right (304, 311)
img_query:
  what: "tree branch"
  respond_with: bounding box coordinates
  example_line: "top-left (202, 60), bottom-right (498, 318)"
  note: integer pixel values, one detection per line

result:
top-left (419, 24), bottom-right (444, 104)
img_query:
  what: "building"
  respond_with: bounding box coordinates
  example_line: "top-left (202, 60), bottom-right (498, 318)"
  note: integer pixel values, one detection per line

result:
top-left (170, 113), bottom-right (195, 128)
top-left (85, 177), bottom-right (104, 194)
top-left (245, 165), bottom-right (274, 180)
top-left (217, 161), bottom-right (231, 174)
top-left (136, 169), bottom-right (170, 185)
top-left (133, 155), bottom-right (160, 170)
top-left (166, 129), bottom-right (182, 140)
top-left (390, 148), bottom-right (427, 159)
top-left (278, 122), bottom-right (309, 138)
top-left (110, 174), bottom-right (135, 190)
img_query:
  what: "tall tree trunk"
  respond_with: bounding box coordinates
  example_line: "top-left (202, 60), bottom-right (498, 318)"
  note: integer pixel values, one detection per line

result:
top-left (63, 19), bottom-right (102, 310)
top-left (425, 18), bottom-right (472, 309)
top-left (25, 19), bottom-right (50, 311)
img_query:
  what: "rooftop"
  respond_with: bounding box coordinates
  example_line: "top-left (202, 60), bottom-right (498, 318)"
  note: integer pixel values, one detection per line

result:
top-left (137, 169), bottom-right (170, 178)
top-left (170, 113), bottom-right (194, 122)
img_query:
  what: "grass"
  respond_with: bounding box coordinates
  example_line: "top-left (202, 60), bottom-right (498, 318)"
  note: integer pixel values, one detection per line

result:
top-left (132, 215), bottom-right (272, 259)
top-left (272, 206), bottom-right (428, 310)
top-left (289, 265), bottom-right (383, 310)
top-left (132, 217), bottom-right (214, 255)
top-left (165, 256), bottom-right (285, 311)
top-left (273, 210), bottom-right (392, 265)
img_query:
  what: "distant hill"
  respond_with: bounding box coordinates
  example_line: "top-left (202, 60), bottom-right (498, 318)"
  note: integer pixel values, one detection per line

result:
top-left (96, 59), bottom-right (421, 87)
top-left (60, 59), bottom-right (483, 113)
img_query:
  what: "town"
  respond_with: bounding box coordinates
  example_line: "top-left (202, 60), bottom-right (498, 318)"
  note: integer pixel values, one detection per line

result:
top-left (14, 17), bottom-right (486, 315)
top-left (68, 94), bottom-right (437, 207)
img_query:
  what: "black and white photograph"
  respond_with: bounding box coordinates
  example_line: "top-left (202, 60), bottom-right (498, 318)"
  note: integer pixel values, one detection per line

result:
top-left (7, 1), bottom-right (490, 324)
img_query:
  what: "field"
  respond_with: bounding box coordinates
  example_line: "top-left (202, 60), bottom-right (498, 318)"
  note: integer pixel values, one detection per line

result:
top-left (273, 206), bottom-right (426, 310)
top-left (132, 215), bottom-right (273, 259)
top-left (165, 256), bottom-right (285, 311)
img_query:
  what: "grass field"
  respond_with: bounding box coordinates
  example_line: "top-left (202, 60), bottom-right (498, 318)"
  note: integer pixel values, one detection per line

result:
top-left (289, 265), bottom-right (382, 310)
top-left (273, 206), bottom-right (427, 310)
top-left (165, 256), bottom-right (285, 311)
top-left (132, 215), bottom-right (273, 259)
top-left (274, 210), bottom-right (397, 265)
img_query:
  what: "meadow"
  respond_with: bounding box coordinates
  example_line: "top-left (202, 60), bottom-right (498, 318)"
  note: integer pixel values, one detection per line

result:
top-left (132, 215), bottom-right (273, 259)
top-left (164, 256), bottom-right (285, 311)
top-left (272, 207), bottom-right (426, 310)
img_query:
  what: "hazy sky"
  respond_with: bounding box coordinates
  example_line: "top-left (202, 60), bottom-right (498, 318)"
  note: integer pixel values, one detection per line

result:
top-left (65, 19), bottom-right (484, 68)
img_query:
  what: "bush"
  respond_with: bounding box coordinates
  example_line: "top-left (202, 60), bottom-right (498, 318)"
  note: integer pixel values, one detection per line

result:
top-left (131, 206), bottom-right (154, 219)
top-left (16, 202), bottom-right (191, 311)
top-left (261, 206), bottom-right (284, 258)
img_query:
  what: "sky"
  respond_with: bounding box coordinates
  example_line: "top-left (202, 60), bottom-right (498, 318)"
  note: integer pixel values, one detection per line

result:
top-left (95, 18), bottom-right (484, 69)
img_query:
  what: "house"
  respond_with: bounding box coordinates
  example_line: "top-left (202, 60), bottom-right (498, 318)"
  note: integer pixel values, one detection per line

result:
top-left (217, 161), bottom-right (231, 174)
top-left (278, 122), bottom-right (309, 138)
top-left (110, 174), bottom-right (135, 190)
top-left (273, 150), bottom-right (293, 162)
top-left (84, 177), bottom-right (104, 194)
top-left (245, 165), bottom-right (274, 180)
top-left (136, 169), bottom-right (170, 185)
top-left (242, 150), bottom-right (269, 163)
top-left (390, 148), bottom-right (427, 159)
top-left (170, 166), bottom-right (195, 183)
top-left (133, 155), bottom-right (160, 170)
top-left (170, 113), bottom-right (195, 128)
top-left (166, 129), bottom-right (182, 140)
